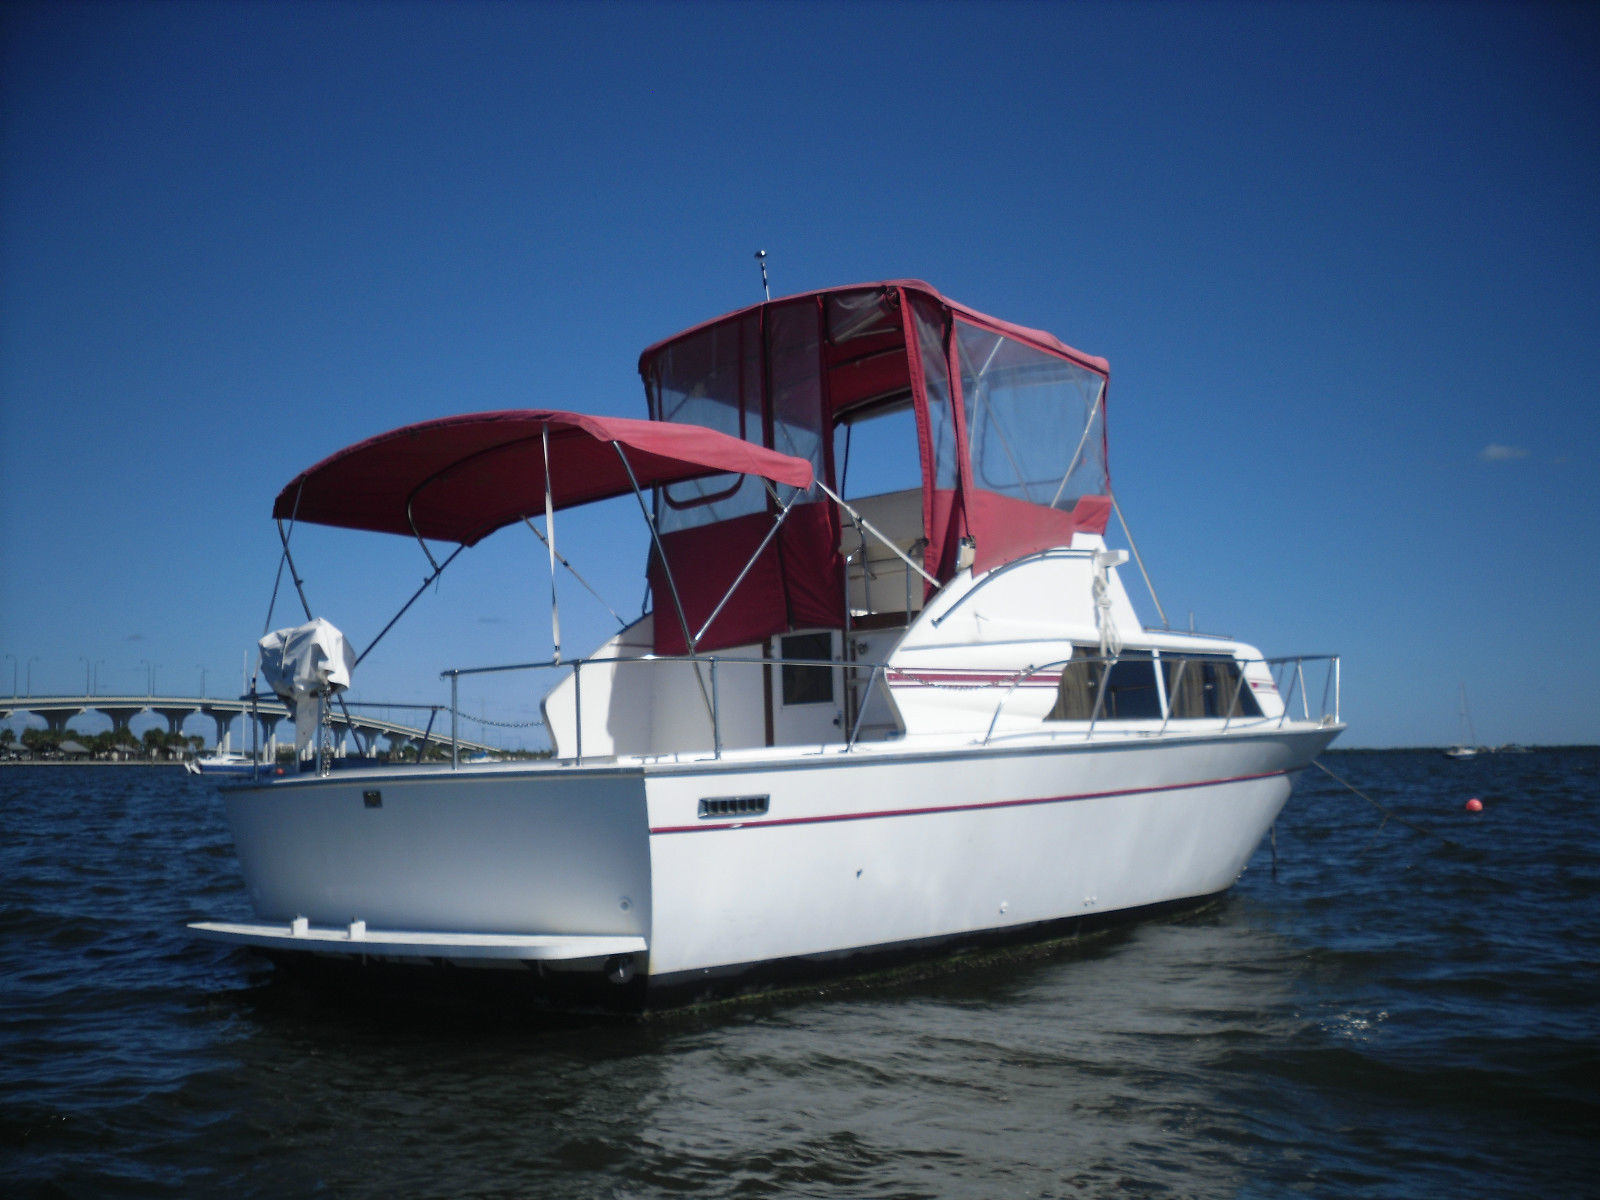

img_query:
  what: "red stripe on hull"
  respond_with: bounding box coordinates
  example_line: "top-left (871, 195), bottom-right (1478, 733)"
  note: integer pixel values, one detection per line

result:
top-left (650, 769), bottom-right (1288, 835)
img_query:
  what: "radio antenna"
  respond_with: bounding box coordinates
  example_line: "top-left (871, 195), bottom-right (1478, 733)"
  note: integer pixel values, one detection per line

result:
top-left (754, 249), bottom-right (770, 300)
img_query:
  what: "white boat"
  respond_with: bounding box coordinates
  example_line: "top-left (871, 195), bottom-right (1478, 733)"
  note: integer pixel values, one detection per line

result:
top-left (189, 281), bottom-right (1342, 1012)
top-left (186, 752), bottom-right (257, 775)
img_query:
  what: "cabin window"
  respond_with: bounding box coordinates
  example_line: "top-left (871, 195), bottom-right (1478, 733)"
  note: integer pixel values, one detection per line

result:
top-left (955, 322), bottom-right (1107, 508)
top-left (1047, 650), bottom-right (1161, 720)
top-left (1162, 655), bottom-right (1262, 719)
top-left (780, 632), bottom-right (834, 705)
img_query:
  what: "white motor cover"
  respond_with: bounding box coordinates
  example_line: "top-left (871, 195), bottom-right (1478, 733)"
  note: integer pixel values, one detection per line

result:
top-left (258, 618), bottom-right (355, 754)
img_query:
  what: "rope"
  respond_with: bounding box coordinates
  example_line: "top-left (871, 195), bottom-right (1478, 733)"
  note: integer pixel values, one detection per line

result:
top-left (459, 713), bottom-right (545, 730)
top-left (1310, 758), bottom-right (1471, 854)
top-left (1093, 556), bottom-right (1121, 658)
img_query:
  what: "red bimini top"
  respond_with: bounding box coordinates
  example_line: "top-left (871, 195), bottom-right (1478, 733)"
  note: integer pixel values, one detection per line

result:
top-left (272, 408), bottom-right (814, 547)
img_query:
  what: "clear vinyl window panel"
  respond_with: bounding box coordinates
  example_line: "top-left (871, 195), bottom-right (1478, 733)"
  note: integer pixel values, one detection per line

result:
top-left (956, 321), bottom-right (1107, 507)
top-left (646, 312), bottom-right (767, 534)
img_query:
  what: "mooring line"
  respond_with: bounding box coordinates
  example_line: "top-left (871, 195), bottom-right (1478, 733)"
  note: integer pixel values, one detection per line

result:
top-left (1311, 758), bottom-right (1471, 854)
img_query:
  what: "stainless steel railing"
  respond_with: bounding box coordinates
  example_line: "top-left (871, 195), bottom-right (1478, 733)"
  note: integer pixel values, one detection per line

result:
top-left (981, 652), bottom-right (1341, 744)
top-left (439, 649), bottom-right (1341, 767)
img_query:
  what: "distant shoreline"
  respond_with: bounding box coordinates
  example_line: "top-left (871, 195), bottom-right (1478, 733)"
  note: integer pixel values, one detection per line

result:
top-left (2, 745), bottom-right (1593, 768)
top-left (0, 759), bottom-right (192, 768)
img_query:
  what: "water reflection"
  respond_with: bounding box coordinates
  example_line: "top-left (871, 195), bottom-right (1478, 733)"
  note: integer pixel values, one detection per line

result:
top-left (168, 903), bottom-right (1305, 1198)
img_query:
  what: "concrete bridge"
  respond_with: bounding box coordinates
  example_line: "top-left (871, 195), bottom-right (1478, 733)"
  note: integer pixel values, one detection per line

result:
top-left (0, 694), bottom-right (503, 756)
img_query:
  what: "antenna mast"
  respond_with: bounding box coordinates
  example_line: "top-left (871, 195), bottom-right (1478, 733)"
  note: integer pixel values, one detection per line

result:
top-left (754, 249), bottom-right (770, 300)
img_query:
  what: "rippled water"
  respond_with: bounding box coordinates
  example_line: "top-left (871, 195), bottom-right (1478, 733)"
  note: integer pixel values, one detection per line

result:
top-left (3, 750), bottom-right (1596, 1198)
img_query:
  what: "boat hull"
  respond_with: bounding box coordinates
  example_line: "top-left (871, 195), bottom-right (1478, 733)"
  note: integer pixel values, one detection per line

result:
top-left (192, 722), bottom-right (1339, 1010)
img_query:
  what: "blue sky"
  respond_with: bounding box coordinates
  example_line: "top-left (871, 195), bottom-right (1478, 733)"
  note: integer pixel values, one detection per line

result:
top-left (2, 0), bottom-right (1596, 749)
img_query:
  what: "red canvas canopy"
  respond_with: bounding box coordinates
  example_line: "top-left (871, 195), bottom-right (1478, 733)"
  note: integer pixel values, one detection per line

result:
top-left (637, 281), bottom-right (1113, 652)
top-left (272, 409), bottom-right (814, 546)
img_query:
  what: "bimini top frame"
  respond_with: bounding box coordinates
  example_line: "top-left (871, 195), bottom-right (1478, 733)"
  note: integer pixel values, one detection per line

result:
top-left (264, 408), bottom-right (819, 680)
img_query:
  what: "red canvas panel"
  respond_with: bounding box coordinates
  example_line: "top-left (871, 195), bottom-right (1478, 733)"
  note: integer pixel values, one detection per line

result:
top-left (775, 501), bottom-right (846, 635)
top-left (649, 502), bottom-right (843, 655)
top-left (967, 490), bottom-right (1111, 575)
top-left (1069, 493), bottom-right (1112, 536)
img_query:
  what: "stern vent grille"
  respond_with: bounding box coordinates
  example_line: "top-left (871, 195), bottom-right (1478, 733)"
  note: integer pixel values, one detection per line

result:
top-left (698, 795), bottom-right (770, 819)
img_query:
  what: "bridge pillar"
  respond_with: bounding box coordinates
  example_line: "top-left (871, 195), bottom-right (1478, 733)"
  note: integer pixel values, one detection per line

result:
top-left (153, 706), bottom-right (197, 736)
top-left (42, 708), bottom-right (84, 735)
top-left (94, 706), bottom-right (146, 735)
top-left (200, 705), bottom-right (236, 749)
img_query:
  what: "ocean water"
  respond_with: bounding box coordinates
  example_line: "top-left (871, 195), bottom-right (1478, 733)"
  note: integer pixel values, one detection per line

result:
top-left (2, 750), bottom-right (1596, 1199)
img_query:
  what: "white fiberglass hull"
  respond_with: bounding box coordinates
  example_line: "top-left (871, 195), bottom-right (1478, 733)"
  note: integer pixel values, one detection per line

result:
top-left (191, 722), bottom-right (1340, 1010)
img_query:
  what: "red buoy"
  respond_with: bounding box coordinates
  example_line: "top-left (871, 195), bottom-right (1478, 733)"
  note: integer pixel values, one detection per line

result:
top-left (1465, 797), bottom-right (1483, 813)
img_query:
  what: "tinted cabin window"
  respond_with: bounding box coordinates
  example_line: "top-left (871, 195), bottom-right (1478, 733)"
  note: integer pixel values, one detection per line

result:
top-left (781, 633), bottom-right (834, 705)
top-left (1048, 651), bottom-right (1160, 720)
top-left (1163, 656), bottom-right (1261, 718)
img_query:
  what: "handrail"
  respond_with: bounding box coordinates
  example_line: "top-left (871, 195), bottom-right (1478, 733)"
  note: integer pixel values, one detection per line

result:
top-left (438, 650), bottom-right (1342, 766)
top-left (980, 651), bottom-right (1342, 746)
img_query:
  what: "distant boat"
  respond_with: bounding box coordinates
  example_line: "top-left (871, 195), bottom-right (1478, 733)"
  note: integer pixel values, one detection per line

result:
top-left (1444, 684), bottom-right (1480, 759)
top-left (186, 750), bottom-right (258, 776)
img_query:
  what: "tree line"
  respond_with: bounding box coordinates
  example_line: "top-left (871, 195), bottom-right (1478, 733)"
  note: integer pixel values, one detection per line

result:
top-left (1, 726), bottom-right (204, 758)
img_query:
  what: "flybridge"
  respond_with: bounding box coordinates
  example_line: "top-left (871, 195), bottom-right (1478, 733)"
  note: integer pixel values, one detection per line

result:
top-left (637, 280), bottom-right (1113, 652)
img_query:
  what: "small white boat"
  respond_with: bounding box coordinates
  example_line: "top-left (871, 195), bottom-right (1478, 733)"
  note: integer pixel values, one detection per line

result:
top-left (190, 281), bottom-right (1342, 1012)
top-left (185, 751), bottom-right (259, 775)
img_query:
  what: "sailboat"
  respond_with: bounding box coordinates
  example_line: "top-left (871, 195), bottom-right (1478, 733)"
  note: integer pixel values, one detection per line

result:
top-left (1444, 683), bottom-right (1479, 759)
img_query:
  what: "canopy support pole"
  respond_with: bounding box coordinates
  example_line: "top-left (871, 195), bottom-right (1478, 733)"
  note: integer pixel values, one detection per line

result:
top-left (612, 443), bottom-right (716, 728)
top-left (692, 484), bottom-right (802, 646)
top-left (276, 518), bottom-right (316, 625)
top-left (353, 543), bottom-right (468, 670)
top-left (521, 518), bottom-right (627, 631)
top-left (816, 481), bottom-right (938, 588)
top-left (1048, 390), bottom-right (1105, 511)
top-left (273, 516), bottom-right (373, 759)
top-left (1111, 494), bottom-right (1168, 629)
top-left (542, 425), bottom-right (561, 663)
top-left (262, 485), bottom-right (306, 639)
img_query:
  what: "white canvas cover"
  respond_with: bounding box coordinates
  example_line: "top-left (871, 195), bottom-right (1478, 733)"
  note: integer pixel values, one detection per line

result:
top-left (258, 618), bottom-right (355, 754)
